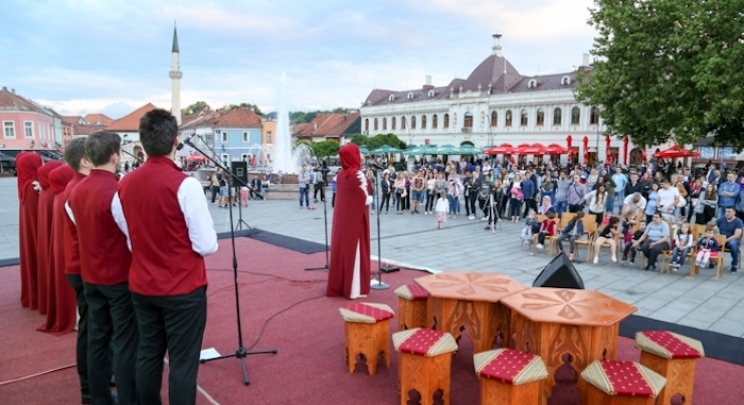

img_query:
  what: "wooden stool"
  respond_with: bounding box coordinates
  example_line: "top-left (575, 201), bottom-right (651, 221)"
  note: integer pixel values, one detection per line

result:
top-left (339, 302), bottom-right (394, 375)
top-left (473, 348), bottom-right (548, 405)
top-left (394, 284), bottom-right (428, 330)
top-left (393, 328), bottom-right (458, 405)
top-left (635, 331), bottom-right (705, 405)
top-left (581, 359), bottom-right (667, 405)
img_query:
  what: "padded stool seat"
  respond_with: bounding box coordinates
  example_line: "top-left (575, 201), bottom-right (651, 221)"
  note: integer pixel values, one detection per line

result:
top-left (393, 328), bottom-right (458, 405)
top-left (394, 284), bottom-right (429, 330)
top-left (581, 359), bottom-right (667, 405)
top-left (339, 302), bottom-right (394, 375)
top-left (473, 349), bottom-right (548, 405)
top-left (635, 331), bottom-right (704, 404)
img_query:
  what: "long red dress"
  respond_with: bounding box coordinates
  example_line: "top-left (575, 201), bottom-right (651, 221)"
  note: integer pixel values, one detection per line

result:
top-left (17, 153), bottom-right (43, 309)
top-left (38, 165), bottom-right (77, 334)
top-left (327, 144), bottom-right (372, 299)
top-left (36, 161), bottom-right (62, 315)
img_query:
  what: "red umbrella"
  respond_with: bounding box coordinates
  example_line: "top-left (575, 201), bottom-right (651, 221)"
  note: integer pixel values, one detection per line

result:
top-left (623, 136), bottom-right (629, 166)
top-left (484, 143), bottom-right (516, 155)
top-left (582, 136), bottom-right (589, 165)
top-left (546, 144), bottom-right (568, 155)
top-left (523, 143), bottom-right (548, 155)
top-left (641, 146), bottom-right (647, 163)
top-left (605, 135), bottom-right (612, 164)
top-left (653, 144), bottom-right (700, 159)
top-left (516, 143), bottom-right (531, 156)
top-left (186, 154), bottom-right (208, 161)
top-left (566, 135), bottom-right (573, 158)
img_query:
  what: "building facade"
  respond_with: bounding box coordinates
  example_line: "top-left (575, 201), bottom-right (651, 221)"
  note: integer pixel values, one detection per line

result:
top-left (0, 86), bottom-right (58, 155)
top-left (179, 107), bottom-right (265, 166)
top-left (360, 35), bottom-right (667, 166)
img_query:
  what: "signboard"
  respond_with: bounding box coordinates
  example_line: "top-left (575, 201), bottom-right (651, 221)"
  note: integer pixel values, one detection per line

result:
top-left (698, 146), bottom-right (715, 160)
top-left (718, 146), bottom-right (734, 160)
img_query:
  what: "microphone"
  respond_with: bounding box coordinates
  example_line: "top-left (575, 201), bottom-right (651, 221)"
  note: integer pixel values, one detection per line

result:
top-left (177, 135), bottom-right (195, 151)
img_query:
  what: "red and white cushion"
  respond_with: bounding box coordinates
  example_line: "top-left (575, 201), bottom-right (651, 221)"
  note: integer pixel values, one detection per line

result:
top-left (473, 349), bottom-right (548, 386)
top-left (339, 303), bottom-right (395, 324)
top-left (392, 328), bottom-right (458, 357)
top-left (394, 284), bottom-right (429, 301)
top-left (581, 360), bottom-right (667, 398)
top-left (635, 331), bottom-right (704, 360)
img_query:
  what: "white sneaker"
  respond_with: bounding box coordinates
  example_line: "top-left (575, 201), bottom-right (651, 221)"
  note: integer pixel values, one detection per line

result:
top-left (593, 256), bottom-right (599, 264)
top-left (612, 255), bottom-right (617, 263)
top-left (536, 244), bottom-right (544, 250)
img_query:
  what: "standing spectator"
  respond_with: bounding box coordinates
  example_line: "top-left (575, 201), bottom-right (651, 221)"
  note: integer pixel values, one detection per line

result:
top-left (521, 172), bottom-right (536, 218)
top-left (624, 172), bottom-right (643, 200)
top-left (633, 213), bottom-right (670, 271)
top-left (716, 206), bottom-right (744, 272)
top-left (251, 175), bottom-right (262, 200)
top-left (435, 190), bottom-right (449, 229)
top-left (298, 164), bottom-right (311, 209)
top-left (540, 171), bottom-right (556, 207)
top-left (411, 170), bottom-right (425, 214)
top-left (554, 170), bottom-right (571, 217)
top-left (217, 168), bottom-right (228, 208)
top-left (656, 179), bottom-right (681, 222)
top-left (379, 171), bottom-right (391, 214)
top-left (508, 173), bottom-right (524, 222)
top-left (393, 173), bottom-right (406, 214)
top-left (567, 174), bottom-right (586, 213)
top-left (583, 183), bottom-right (608, 224)
top-left (209, 171), bottom-right (220, 205)
top-left (612, 167), bottom-right (627, 204)
top-left (602, 174), bottom-right (617, 213)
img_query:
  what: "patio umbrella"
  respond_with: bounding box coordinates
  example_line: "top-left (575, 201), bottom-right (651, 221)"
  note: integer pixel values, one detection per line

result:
top-left (582, 136), bottom-right (589, 165)
top-left (369, 144), bottom-right (403, 154)
top-left (418, 144), bottom-right (438, 155)
top-left (401, 146), bottom-right (420, 156)
top-left (522, 143), bottom-right (547, 155)
top-left (545, 144), bottom-right (568, 155)
top-left (623, 136), bottom-right (629, 166)
top-left (653, 144), bottom-right (700, 159)
top-left (186, 154), bottom-right (207, 161)
top-left (458, 145), bottom-right (482, 155)
top-left (605, 135), bottom-right (612, 164)
top-left (359, 145), bottom-right (370, 155)
top-left (435, 144), bottom-right (460, 155)
top-left (484, 143), bottom-right (516, 155)
top-left (515, 143), bottom-right (531, 156)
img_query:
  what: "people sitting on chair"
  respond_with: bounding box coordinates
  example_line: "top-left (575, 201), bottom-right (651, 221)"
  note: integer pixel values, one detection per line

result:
top-left (632, 213), bottom-right (671, 271)
top-left (593, 216), bottom-right (621, 264)
top-left (520, 209), bottom-right (539, 241)
top-left (715, 206), bottom-right (743, 272)
top-left (535, 211), bottom-right (557, 250)
top-left (556, 211), bottom-right (585, 261)
top-left (622, 220), bottom-right (646, 265)
top-left (695, 224), bottom-right (720, 269)
top-left (670, 222), bottom-right (694, 270)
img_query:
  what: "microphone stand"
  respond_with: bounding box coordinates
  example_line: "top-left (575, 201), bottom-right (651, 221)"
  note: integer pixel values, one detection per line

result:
top-left (305, 150), bottom-right (331, 271)
top-left (371, 168), bottom-right (392, 291)
top-left (188, 140), bottom-right (276, 385)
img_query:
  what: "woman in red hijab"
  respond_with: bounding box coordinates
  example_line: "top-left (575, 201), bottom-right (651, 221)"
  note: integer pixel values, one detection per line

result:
top-left (17, 153), bottom-right (43, 309)
top-left (38, 164), bottom-right (77, 334)
top-left (36, 161), bottom-right (63, 315)
top-left (327, 144), bottom-right (373, 299)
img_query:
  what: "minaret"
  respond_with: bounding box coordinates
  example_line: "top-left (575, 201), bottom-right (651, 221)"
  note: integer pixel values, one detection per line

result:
top-left (169, 22), bottom-right (183, 124)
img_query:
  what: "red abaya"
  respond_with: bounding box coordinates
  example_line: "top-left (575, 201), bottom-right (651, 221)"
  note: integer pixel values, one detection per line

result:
top-left (17, 153), bottom-right (43, 309)
top-left (38, 165), bottom-right (77, 334)
top-left (327, 144), bottom-right (372, 299)
top-left (36, 161), bottom-right (62, 315)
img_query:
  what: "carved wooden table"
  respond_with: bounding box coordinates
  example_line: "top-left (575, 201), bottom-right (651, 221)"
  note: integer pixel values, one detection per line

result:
top-left (499, 288), bottom-right (636, 405)
top-left (415, 272), bottom-right (527, 354)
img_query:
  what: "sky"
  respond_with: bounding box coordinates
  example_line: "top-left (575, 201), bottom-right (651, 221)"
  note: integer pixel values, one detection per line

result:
top-left (0, 0), bottom-right (599, 120)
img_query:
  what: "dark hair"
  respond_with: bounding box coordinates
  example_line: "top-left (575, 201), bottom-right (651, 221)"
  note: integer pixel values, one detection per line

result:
top-left (85, 131), bottom-right (121, 167)
top-left (139, 108), bottom-right (178, 157)
top-left (571, 211), bottom-right (585, 223)
top-left (65, 138), bottom-right (87, 172)
top-left (546, 211), bottom-right (556, 220)
top-left (609, 216), bottom-right (620, 226)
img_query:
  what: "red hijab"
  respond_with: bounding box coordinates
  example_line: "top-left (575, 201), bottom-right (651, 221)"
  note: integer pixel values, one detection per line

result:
top-left (49, 165), bottom-right (75, 195)
top-left (17, 153), bottom-right (43, 203)
top-left (339, 144), bottom-right (361, 175)
top-left (38, 161), bottom-right (63, 191)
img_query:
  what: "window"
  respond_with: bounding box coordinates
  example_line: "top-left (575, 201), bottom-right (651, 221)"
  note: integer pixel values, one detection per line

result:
top-left (364, 118), bottom-right (369, 132)
top-left (553, 108), bottom-right (562, 125)
top-left (241, 153), bottom-right (250, 161)
top-left (528, 79), bottom-right (537, 88)
top-left (520, 109), bottom-right (528, 126)
top-left (221, 132), bottom-right (228, 143)
top-left (590, 107), bottom-right (599, 125)
top-left (382, 117), bottom-right (387, 130)
top-left (428, 89), bottom-right (435, 98)
top-left (571, 107), bottom-right (581, 125)
top-left (374, 118), bottom-right (378, 131)
top-left (505, 110), bottom-right (512, 127)
top-left (401, 117), bottom-right (407, 130)
top-left (391, 117), bottom-right (396, 130)
top-left (267, 131), bottom-right (272, 143)
top-left (421, 115), bottom-right (427, 129)
top-left (490, 111), bottom-right (498, 127)
top-left (561, 76), bottom-right (571, 85)
top-left (407, 92), bottom-right (414, 100)
top-left (443, 114), bottom-right (449, 128)
top-left (243, 131), bottom-right (249, 142)
top-left (388, 94), bottom-right (395, 102)
top-left (3, 121), bottom-right (15, 139)
top-left (24, 122), bottom-right (33, 139)
top-left (464, 112), bottom-right (473, 128)
top-left (411, 116), bottom-right (416, 129)
top-left (221, 154), bottom-right (230, 164)
top-left (432, 114), bottom-right (438, 129)
top-left (536, 108), bottom-right (545, 126)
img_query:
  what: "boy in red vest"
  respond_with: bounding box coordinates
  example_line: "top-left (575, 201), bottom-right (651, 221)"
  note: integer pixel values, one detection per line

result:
top-left (68, 131), bottom-right (138, 405)
top-left (118, 109), bottom-right (218, 405)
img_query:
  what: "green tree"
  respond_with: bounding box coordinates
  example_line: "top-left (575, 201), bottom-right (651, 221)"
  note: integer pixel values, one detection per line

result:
top-left (576, 0), bottom-right (744, 149)
top-left (367, 133), bottom-right (406, 150)
top-left (350, 134), bottom-right (369, 147)
top-left (182, 101), bottom-right (210, 116)
top-left (311, 140), bottom-right (341, 158)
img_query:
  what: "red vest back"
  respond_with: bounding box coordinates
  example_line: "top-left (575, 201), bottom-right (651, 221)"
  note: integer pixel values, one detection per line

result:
top-left (118, 157), bottom-right (207, 296)
top-left (69, 170), bottom-right (131, 285)
top-left (63, 173), bottom-right (85, 275)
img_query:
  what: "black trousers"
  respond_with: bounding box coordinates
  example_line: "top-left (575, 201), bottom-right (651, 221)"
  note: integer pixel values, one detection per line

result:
top-left (380, 192), bottom-right (391, 212)
top-left (426, 191), bottom-right (436, 212)
top-left (132, 287), bottom-right (207, 405)
top-left (641, 240), bottom-right (670, 267)
top-left (524, 199), bottom-right (538, 217)
top-left (469, 193), bottom-right (478, 217)
top-left (313, 183), bottom-right (325, 201)
top-left (67, 274), bottom-right (90, 404)
top-left (85, 282), bottom-right (138, 405)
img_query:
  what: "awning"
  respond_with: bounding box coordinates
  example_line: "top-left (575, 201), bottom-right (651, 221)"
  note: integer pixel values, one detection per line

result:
top-left (653, 144), bottom-right (700, 158)
top-left (484, 143), bottom-right (516, 155)
top-left (545, 144), bottom-right (569, 155)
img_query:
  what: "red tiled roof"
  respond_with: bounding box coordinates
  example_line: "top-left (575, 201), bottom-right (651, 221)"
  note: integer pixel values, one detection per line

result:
top-left (295, 112), bottom-right (361, 138)
top-left (291, 123), bottom-right (309, 136)
top-left (0, 86), bottom-right (52, 116)
top-left (83, 113), bottom-right (114, 125)
top-left (73, 124), bottom-right (105, 136)
top-left (213, 108), bottom-right (262, 128)
top-left (62, 116), bottom-right (83, 125)
top-left (105, 103), bottom-right (157, 132)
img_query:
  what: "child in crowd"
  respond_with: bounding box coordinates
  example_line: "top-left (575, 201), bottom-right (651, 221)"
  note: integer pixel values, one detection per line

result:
top-left (556, 211), bottom-right (585, 261)
top-left (670, 222), bottom-right (694, 270)
top-left (593, 215), bottom-right (621, 263)
top-left (240, 186), bottom-right (249, 207)
top-left (601, 211), bottom-right (612, 227)
top-left (694, 224), bottom-right (719, 269)
top-left (435, 190), bottom-right (449, 230)
top-left (622, 210), bottom-right (639, 241)
top-left (536, 211), bottom-right (557, 250)
top-left (520, 210), bottom-right (539, 241)
top-left (622, 220), bottom-right (646, 265)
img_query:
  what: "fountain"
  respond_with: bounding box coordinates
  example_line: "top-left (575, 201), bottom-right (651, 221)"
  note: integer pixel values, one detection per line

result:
top-left (274, 72), bottom-right (295, 174)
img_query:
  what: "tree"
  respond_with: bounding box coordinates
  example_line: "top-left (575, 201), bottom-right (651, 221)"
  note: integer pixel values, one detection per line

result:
top-left (228, 103), bottom-right (263, 116)
top-left (350, 134), bottom-right (369, 147)
top-left (182, 101), bottom-right (210, 116)
top-left (367, 133), bottom-right (406, 150)
top-left (576, 0), bottom-right (744, 149)
top-left (311, 140), bottom-right (340, 158)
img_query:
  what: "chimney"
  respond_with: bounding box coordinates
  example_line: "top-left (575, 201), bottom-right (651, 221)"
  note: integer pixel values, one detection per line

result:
top-left (423, 74), bottom-right (434, 91)
top-left (492, 33), bottom-right (503, 57)
top-left (1, 86), bottom-right (6, 92)
top-left (578, 53), bottom-right (592, 73)
top-left (11, 89), bottom-right (15, 94)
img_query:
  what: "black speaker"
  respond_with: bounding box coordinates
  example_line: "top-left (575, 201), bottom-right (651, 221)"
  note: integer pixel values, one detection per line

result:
top-left (533, 252), bottom-right (585, 289)
top-left (230, 161), bottom-right (248, 187)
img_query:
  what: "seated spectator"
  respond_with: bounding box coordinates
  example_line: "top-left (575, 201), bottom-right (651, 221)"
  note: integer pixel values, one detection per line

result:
top-left (556, 211), bottom-right (585, 261)
top-left (716, 206), bottom-right (743, 272)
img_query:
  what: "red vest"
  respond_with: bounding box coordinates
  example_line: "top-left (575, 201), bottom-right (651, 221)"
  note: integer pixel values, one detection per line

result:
top-left (69, 170), bottom-right (132, 285)
top-left (118, 156), bottom-right (207, 296)
top-left (63, 173), bottom-right (85, 275)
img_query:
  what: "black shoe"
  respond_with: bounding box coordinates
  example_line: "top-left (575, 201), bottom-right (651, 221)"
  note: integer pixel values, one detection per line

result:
top-left (731, 267), bottom-right (739, 273)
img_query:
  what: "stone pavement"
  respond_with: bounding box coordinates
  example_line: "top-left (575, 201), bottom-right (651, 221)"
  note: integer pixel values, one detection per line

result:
top-left (3, 177), bottom-right (744, 339)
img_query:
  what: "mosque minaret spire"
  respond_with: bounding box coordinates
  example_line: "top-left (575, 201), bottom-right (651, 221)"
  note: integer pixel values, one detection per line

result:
top-left (169, 21), bottom-right (183, 124)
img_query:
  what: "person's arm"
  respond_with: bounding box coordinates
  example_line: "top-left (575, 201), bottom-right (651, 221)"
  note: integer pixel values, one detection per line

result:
top-left (633, 229), bottom-right (649, 246)
top-left (729, 226), bottom-right (743, 243)
top-left (111, 192), bottom-right (132, 251)
top-left (178, 177), bottom-right (219, 256)
top-left (64, 200), bottom-right (76, 225)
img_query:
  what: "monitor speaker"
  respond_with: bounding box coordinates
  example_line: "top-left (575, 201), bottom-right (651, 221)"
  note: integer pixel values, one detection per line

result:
top-left (533, 252), bottom-right (585, 289)
top-left (230, 161), bottom-right (248, 187)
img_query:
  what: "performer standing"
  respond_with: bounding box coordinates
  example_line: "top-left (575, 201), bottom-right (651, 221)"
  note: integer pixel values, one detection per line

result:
top-left (36, 160), bottom-right (62, 315)
top-left (327, 144), bottom-right (373, 299)
top-left (62, 138), bottom-right (92, 404)
top-left (117, 109), bottom-right (218, 405)
top-left (68, 131), bottom-right (138, 405)
top-left (17, 153), bottom-right (43, 309)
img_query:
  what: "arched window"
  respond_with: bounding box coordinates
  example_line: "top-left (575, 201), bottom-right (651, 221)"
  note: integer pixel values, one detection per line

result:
top-left (553, 108), bottom-right (562, 125)
top-left (536, 108), bottom-right (545, 126)
top-left (364, 118), bottom-right (369, 132)
top-left (382, 117), bottom-right (387, 131)
top-left (407, 92), bottom-right (414, 100)
top-left (421, 115), bottom-right (427, 129)
top-left (464, 112), bottom-right (473, 128)
top-left (571, 107), bottom-right (581, 125)
top-left (528, 79), bottom-right (537, 88)
top-left (373, 118), bottom-right (378, 131)
top-left (590, 107), bottom-right (598, 125)
top-left (432, 114), bottom-right (438, 129)
top-left (443, 114), bottom-right (450, 128)
top-left (520, 109), bottom-right (528, 126)
top-left (401, 116), bottom-right (407, 130)
top-left (391, 117), bottom-right (396, 130)
top-left (388, 94), bottom-right (395, 102)
top-left (428, 89), bottom-right (435, 98)
top-left (561, 76), bottom-right (571, 85)
top-left (505, 110), bottom-right (512, 127)
top-left (491, 111), bottom-right (498, 127)
top-left (411, 116), bottom-right (417, 129)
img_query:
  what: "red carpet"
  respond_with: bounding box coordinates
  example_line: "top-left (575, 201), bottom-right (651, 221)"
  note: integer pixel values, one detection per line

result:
top-left (1, 237), bottom-right (743, 405)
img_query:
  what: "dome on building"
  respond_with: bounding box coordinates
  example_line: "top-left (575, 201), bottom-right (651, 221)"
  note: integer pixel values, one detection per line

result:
top-left (462, 54), bottom-right (522, 93)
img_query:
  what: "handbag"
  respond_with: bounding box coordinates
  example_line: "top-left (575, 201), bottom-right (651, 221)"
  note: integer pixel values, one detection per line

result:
top-left (676, 197), bottom-right (687, 208)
